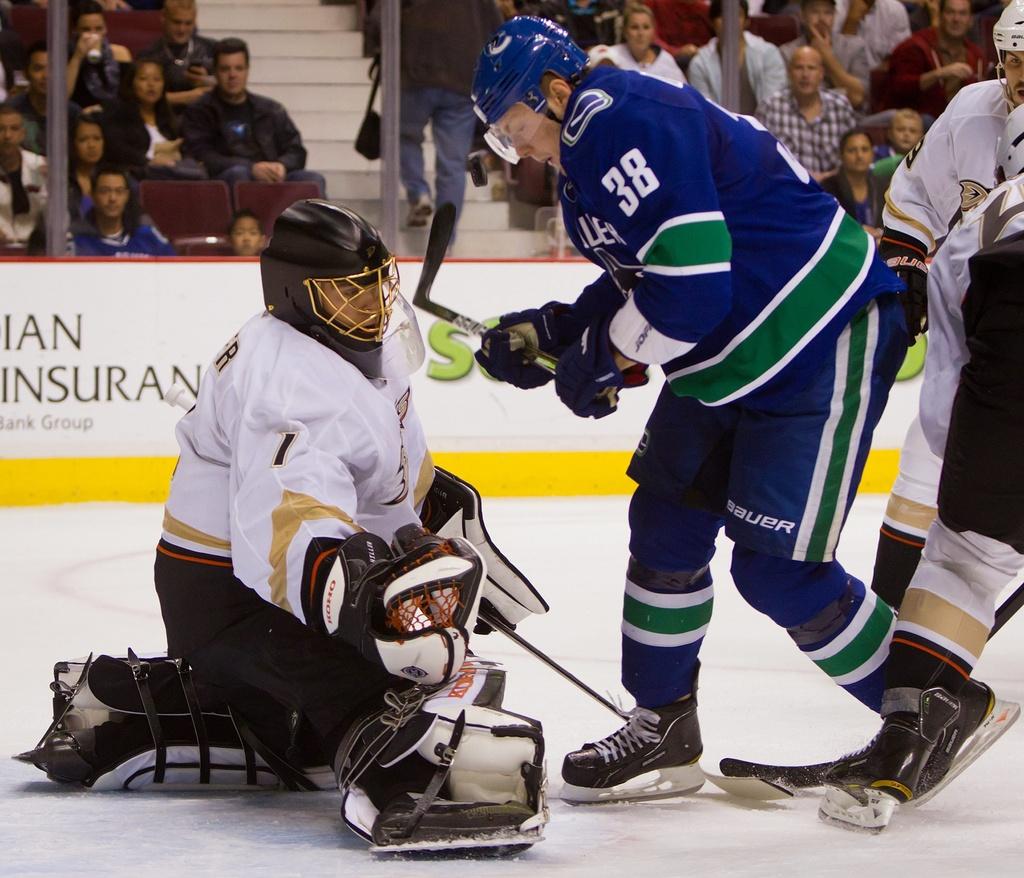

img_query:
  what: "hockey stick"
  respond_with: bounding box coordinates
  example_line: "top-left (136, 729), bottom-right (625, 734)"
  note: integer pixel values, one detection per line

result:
top-left (479, 608), bottom-right (790, 800)
top-left (410, 202), bottom-right (558, 373)
top-left (479, 607), bottom-right (629, 719)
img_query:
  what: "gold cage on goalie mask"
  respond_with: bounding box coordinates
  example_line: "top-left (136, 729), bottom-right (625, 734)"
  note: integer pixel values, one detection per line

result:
top-left (303, 256), bottom-right (400, 344)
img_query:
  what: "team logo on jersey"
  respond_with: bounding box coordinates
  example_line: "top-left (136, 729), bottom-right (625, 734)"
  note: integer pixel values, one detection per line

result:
top-left (562, 89), bottom-right (613, 147)
top-left (395, 388), bottom-right (410, 425)
top-left (959, 179), bottom-right (990, 214)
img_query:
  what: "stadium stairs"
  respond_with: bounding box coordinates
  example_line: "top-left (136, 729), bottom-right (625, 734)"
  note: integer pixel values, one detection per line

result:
top-left (202, 0), bottom-right (550, 257)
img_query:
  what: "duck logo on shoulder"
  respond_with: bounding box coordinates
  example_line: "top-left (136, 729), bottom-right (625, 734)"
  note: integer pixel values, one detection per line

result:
top-left (562, 89), bottom-right (613, 147)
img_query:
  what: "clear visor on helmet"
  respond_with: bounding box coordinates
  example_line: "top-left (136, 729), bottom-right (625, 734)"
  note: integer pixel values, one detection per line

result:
top-left (304, 258), bottom-right (425, 379)
top-left (482, 105), bottom-right (548, 166)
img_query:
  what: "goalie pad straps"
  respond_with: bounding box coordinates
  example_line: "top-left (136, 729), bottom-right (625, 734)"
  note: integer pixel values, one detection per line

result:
top-left (174, 659), bottom-right (210, 784)
top-left (127, 648), bottom-right (166, 784)
top-left (229, 709), bottom-right (320, 792)
top-left (391, 710), bottom-right (467, 842)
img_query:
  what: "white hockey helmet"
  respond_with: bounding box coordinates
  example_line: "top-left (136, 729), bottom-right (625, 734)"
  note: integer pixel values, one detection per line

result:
top-left (996, 103), bottom-right (1024, 181)
top-left (993, 1), bottom-right (1024, 107)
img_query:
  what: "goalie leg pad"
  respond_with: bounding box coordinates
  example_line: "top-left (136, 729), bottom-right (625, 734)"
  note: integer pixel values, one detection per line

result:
top-left (337, 658), bottom-right (547, 851)
top-left (17, 653), bottom-right (332, 791)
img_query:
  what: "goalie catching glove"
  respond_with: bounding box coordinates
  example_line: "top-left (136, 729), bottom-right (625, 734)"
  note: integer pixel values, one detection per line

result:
top-left (310, 524), bottom-right (484, 686)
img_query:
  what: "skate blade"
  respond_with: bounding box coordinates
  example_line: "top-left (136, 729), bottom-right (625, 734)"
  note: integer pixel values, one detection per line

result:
top-left (911, 697), bottom-right (1020, 808)
top-left (560, 764), bottom-right (705, 804)
top-left (702, 771), bottom-right (793, 801)
top-left (818, 786), bottom-right (898, 833)
top-left (370, 828), bottom-right (542, 857)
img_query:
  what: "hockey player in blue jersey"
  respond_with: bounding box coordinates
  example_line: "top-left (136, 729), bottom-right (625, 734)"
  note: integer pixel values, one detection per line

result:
top-left (472, 16), bottom-right (915, 804)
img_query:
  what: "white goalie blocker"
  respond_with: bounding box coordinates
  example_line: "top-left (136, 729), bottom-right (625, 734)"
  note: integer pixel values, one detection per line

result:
top-left (339, 657), bottom-right (548, 852)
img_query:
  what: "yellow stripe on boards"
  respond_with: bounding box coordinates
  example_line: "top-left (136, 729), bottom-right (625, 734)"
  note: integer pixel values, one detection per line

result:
top-left (0, 450), bottom-right (903, 506)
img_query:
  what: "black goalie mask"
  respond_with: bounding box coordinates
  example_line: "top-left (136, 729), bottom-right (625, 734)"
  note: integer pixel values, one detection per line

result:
top-left (261, 200), bottom-right (424, 379)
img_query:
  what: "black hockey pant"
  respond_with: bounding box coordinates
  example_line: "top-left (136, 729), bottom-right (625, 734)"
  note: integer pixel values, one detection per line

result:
top-left (153, 540), bottom-right (394, 764)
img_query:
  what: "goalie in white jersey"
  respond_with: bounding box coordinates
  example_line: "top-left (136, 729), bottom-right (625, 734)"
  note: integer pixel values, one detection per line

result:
top-left (872, 0), bottom-right (1024, 609)
top-left (819, 108), bottom-right (1024, 833)
top-left (18, 201), bottom-right (549, 855)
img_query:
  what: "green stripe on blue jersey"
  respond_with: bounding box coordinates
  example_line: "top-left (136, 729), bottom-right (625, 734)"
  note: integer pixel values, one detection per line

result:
top-left (642, 215), bottom-right (732, 271)
top-left (666, 210), bottom-right (871, 405)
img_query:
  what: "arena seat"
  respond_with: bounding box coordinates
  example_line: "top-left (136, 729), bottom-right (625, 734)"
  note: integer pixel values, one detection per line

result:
top-left (9, 7), bottom-right (162, 58)
top-left (863, 125), bottom-right (890, 148)
top-left (139, 180), bottom-right (232, 246)
top-left (233, 182), bottom-right (324, 235)
top-left (746, 14), bottom-right (800, 48)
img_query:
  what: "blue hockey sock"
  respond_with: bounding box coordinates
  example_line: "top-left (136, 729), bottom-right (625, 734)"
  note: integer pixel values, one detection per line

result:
top-left (732, 547), bottom-right (894, 712)
top-left (621, 558), bottom-right (712, 708)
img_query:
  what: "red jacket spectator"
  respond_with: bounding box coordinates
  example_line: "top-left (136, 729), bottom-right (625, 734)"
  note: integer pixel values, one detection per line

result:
top-left (885, 25), bottom-right (985, 119)
top-left (644, 0), bottom-right (714, 60)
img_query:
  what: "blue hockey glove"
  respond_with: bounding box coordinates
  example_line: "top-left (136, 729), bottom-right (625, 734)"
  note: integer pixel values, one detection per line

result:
top-left (475, 302), bottom-right (581, 389)
top-left (554, 312), bottom-right (626, 419)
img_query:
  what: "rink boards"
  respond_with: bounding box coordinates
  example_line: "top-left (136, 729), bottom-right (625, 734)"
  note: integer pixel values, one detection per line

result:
top-left (0, 258), bottom-right (923, 505)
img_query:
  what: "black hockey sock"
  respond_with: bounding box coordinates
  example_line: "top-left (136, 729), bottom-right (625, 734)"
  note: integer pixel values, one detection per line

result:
top-left (884, 636), bottom-right (972, 699)
top-left (871, 525), bottom-right (924, 611)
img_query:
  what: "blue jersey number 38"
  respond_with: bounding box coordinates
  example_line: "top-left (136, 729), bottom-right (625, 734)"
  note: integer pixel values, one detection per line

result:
top-left (601, 148), bottom-right (660, 217)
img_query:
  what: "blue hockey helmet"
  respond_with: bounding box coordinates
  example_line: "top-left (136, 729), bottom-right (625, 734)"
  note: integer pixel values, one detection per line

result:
top-left (472, 16), bottom-right (587, 129)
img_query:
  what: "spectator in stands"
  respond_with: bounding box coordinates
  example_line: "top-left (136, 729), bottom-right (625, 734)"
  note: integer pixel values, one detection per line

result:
top-left (367, 0), bottom-right (501, 228)
top-left (141, 0), bottom-right (216, 114)
top-left (688, 0), bottom-right (787, 113)
top-left (782, 0), bottom-right (870, 109)
top-left (11, 42), bottom-right (82, 155)
top-left (526, 1), bottom-right (624, 49)
top-left (102, 59), bottom-right (207, 180)
top-left (642, 0), bottom-right (714, 69)
top-left (1, 22), bottom-right (20, 105)
top-left (227, 207), bottom-right (266, 256)
top-left (885, 0), bottom-right (983, 120)
top-left (604, 3), bottom-right (686, 80)
top-left (756, 45), bottom-right (858, 180)
top-left (1, 103), bottom-right (47, 246)
top-left (820, 127), bottom-right (883, 235)
top-left (69, 114), bottom-right (105, 222)
top-left (181, 38), bottom-right (325, 193)
top-left (833, 0), bottom-right (910, 70)
top-left (871, 106), bottom-right (922, 186)
top-left (72, 164), bottom-right (176, 256)
top-left (68, 1), bottom-right (133, 112)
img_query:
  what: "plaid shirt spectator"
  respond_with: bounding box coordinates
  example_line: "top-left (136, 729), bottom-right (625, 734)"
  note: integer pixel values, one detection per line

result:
top-left (756, 86), bottom-right (857, 176)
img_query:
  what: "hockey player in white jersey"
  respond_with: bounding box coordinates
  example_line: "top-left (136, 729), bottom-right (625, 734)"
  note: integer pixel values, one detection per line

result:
top-left (872, 0), bottom-right (1024, 610)
top-left (17, 201), bottom-right (548, 854)
top-left (819, 108), bottom-right (1024, 833)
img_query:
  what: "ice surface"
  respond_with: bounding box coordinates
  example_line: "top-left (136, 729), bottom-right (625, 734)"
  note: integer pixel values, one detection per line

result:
top-left (2, 496), bottom-right (1022, 877)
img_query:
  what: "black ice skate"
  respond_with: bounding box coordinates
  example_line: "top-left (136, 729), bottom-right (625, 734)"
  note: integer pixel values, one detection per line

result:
top-left (820, 682), bottom-right (1020, 832)
top-left (560, 694), bottom-right (703, 804)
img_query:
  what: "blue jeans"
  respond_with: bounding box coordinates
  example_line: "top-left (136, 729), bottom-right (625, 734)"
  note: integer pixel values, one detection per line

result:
top-left (400, 86), bottom-right (476, 220)
top-left (217, 165), bottom-right (326, 196)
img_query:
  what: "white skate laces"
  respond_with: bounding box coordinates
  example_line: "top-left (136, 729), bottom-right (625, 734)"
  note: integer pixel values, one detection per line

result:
top-left (591, 707), bottom-right (662, 763)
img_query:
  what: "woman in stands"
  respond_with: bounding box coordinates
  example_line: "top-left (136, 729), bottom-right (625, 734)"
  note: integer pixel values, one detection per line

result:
top-left (101, 59), bottom-right (204, 180)
top-left (68, 115), bottom-right (106, 223)
top-left (605, 3), bottom-right (686, 82)
top-left (67, 0), bottom-right (133, 113)
top-left (820, 128), bottom-right (884, 239)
